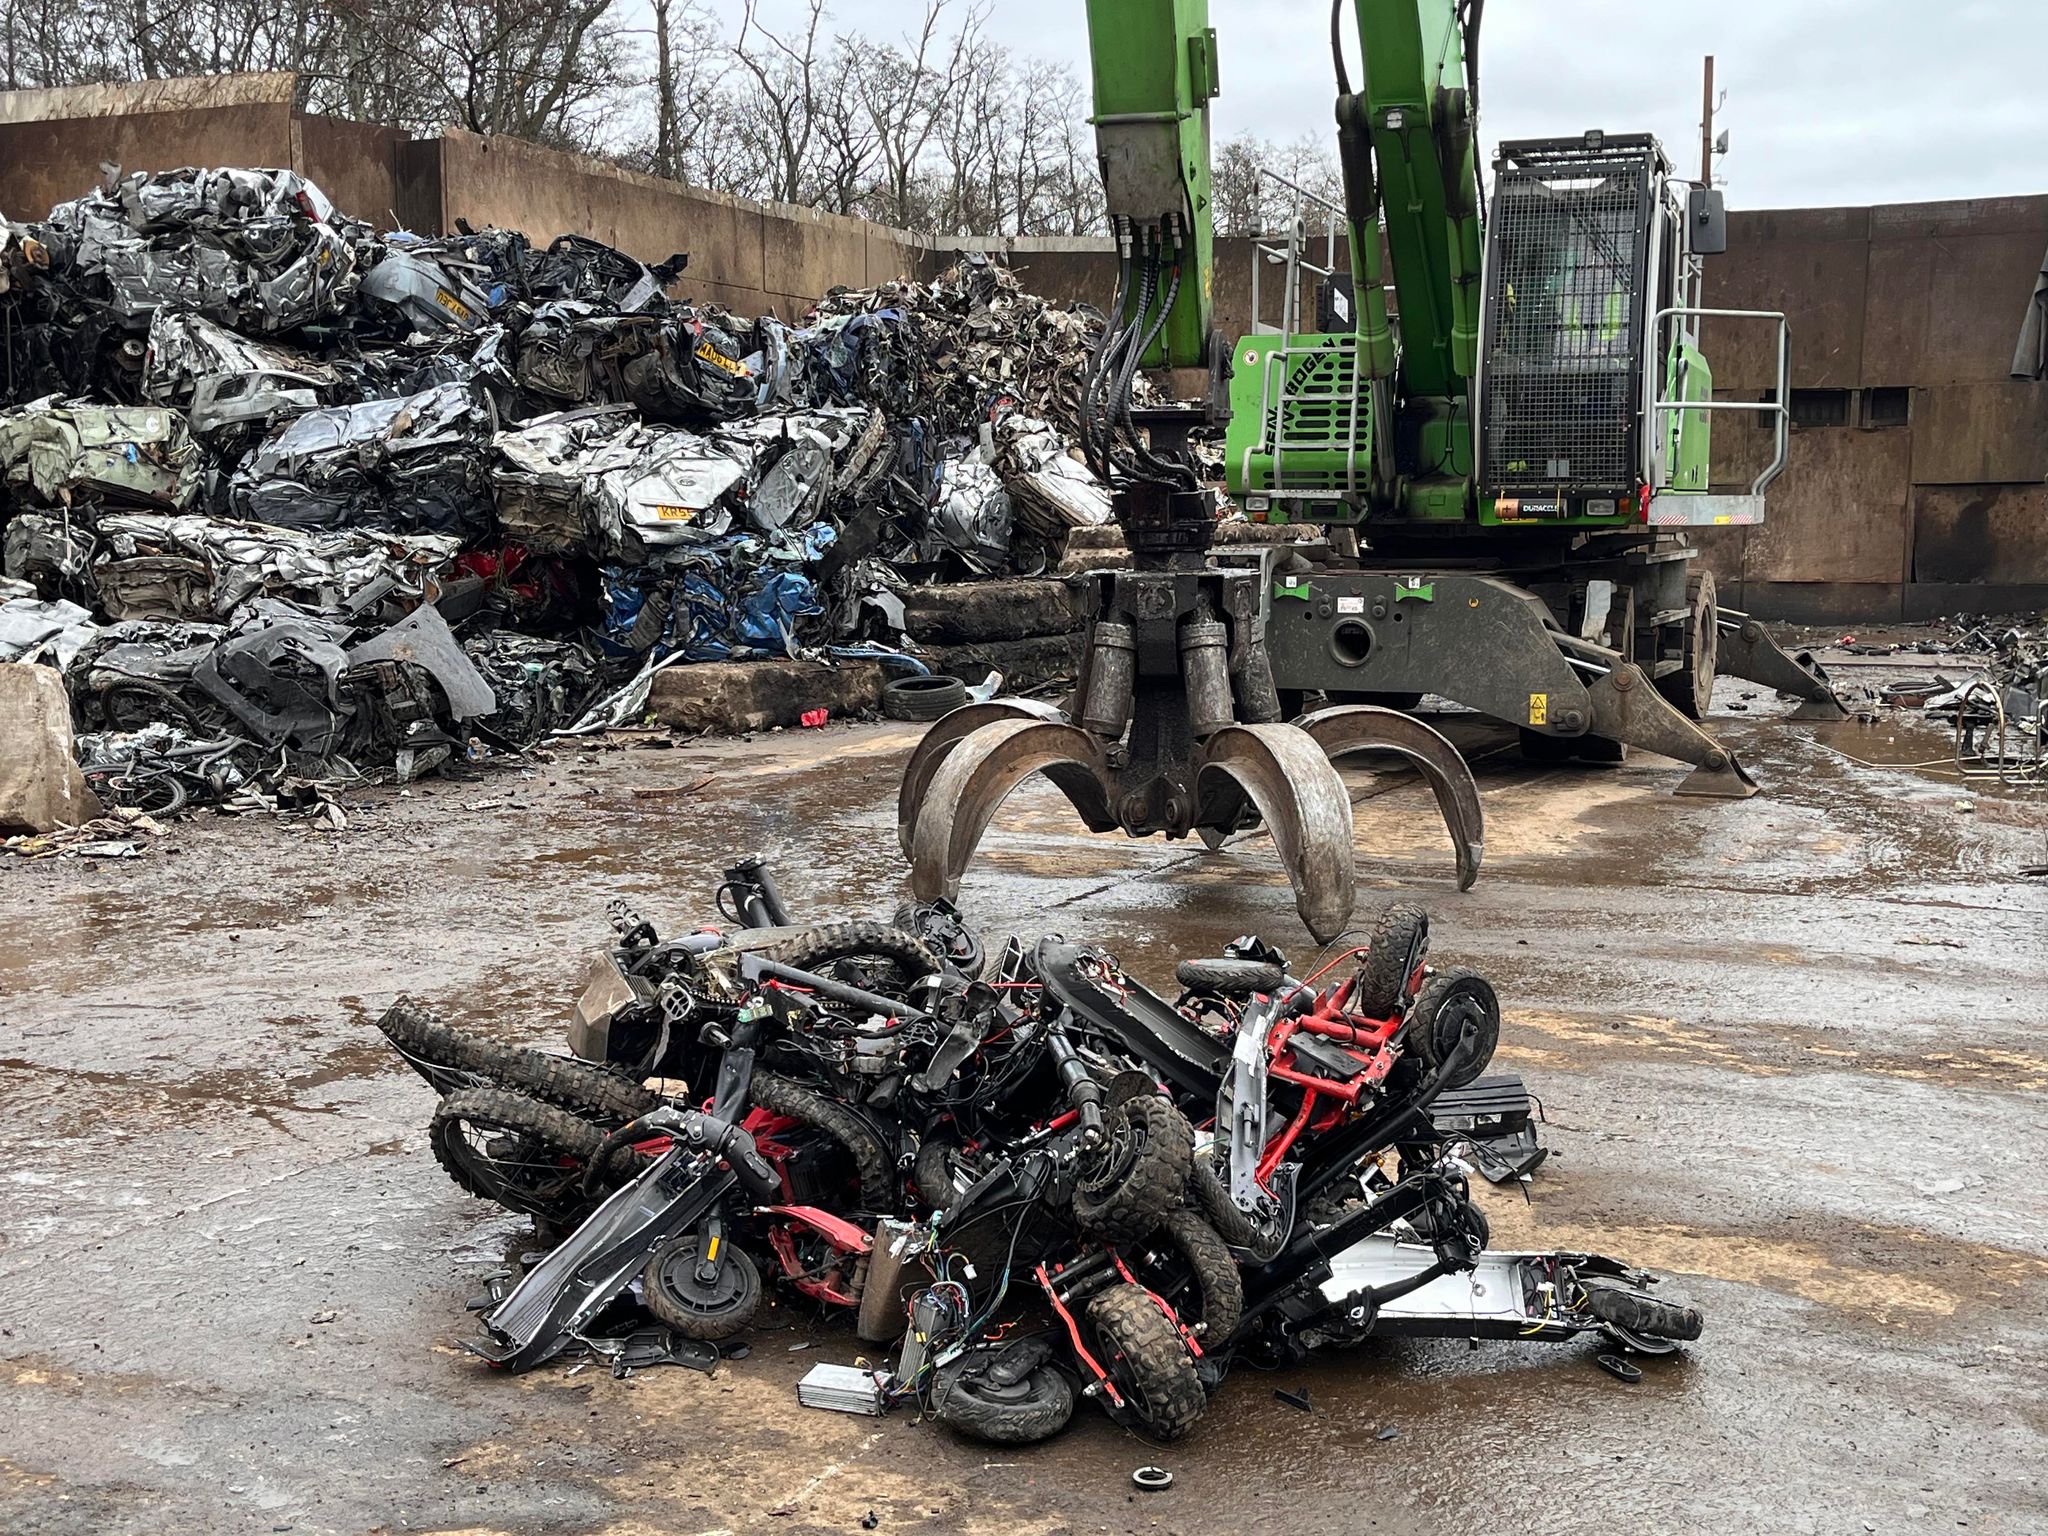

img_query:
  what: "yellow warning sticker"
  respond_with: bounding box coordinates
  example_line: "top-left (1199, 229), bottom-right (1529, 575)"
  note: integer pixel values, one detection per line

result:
top-left (1528, 692), bottom-right (1548, 726)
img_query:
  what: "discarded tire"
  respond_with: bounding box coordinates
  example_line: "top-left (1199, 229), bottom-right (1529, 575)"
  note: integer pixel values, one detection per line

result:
top-left (1087, 1283), bottom-right (1205, 1440)
top-left (1072, 1095), bottom-right (1192, 1244)
top-left (378, 997), bottom-right (661, 1124)
top-left (752, 920), bottom-right (941, 991)
top-left (882, 674), bottom-right (970, 721)
top-left (1577, 1276), bottom-right (1703, 1342)
top-left (641, 1236), bottom-right (762, 1340)
top-left (1353, 902), bottom-right (1430, 1017)
top-left (428, 1086), bottom-right (612, 1220)
top-left (933, 1352), bottom-right (1076, 1445)
top-left (751, 1069), bottom-right (895, 1212)
top-left (1172, 956), bottom-right (1285, 998)
top-left (1147, 1207), bottom-right (1243, 1346)
top-left (1410, 967), bottom-right (1500, 1090)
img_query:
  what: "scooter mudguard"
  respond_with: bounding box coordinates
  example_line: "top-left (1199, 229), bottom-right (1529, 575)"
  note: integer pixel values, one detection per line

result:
top-left (470, 1149), bottom-right (737, 1372)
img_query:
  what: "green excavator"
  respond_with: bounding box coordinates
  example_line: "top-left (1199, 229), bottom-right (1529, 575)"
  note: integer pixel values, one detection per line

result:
top-left (899, 0), bottom-right (1844, 940)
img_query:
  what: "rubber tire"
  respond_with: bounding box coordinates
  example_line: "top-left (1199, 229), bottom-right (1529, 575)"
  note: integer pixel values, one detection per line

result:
top-left (377, 998), bottom-right (660, 1124)
top-left (1173, 957), bottom-right (1285, 998)
top-left (1654, 571), bottom-right (1718, 721)
top-left (1185, 1152), bottom-right (1260, 1249)
top-left (1410, 967), bottom-right (1500, 1090)
top-left (751, 921), bottom-right (941, 985)
top-left (882, 674), bottom-right (970, 722)
top-left (1087, 1283), bottom-right (1206, 1441)
top-left (641, 1237), bottom-right (762, 1341)
top-left (933, 1358), bottom-right (1076, 1445)
top-left (428, 1086), bottom-right (611, 1220)
top-left (892, 898), bottom-right (986, 976)
top-left (1577, 1276), bottom-right (1702, 1342)
top-left (107, 772), bottom-right (189, 816)
top-left (751, 1069), bottom-right (894, 1212)
top-left (1072, 1096), bottom-right (1192, 1245)
top-left (1149, 1208), bottom-right (1243, 1346)
top-left (1354, 903), bottom-right (1430, 1017)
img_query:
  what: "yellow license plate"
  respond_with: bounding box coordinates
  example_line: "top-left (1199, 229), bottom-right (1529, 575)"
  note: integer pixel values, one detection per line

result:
top-left (654, 504), bottom-right (696, 522)
top-left (434, 288), bottom-right (473, 323)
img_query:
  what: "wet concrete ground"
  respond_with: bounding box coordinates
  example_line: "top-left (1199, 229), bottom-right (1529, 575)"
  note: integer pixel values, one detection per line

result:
top-left (3, 678), bottom-right (2045, 1535)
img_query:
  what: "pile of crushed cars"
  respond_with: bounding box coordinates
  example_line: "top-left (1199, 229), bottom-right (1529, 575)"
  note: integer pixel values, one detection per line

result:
top-left (0, 167), bottom-right (1114, 815)
top-left (378, 869), bottom-right (1700, 1444)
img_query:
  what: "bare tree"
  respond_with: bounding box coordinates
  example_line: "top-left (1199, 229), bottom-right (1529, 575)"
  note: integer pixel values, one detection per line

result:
top-left (1213, 131), bottom-right (1343, 237)
top-left (1, 0), bottom-right (1106, 236)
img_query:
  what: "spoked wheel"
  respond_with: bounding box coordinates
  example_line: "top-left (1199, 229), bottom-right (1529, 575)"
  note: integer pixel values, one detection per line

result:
top-left (428, 1087), bottom-right (608, 1221)
top-left (1086, 1283), bottom-right (1205, 1441)
top-left (641, 1236), bottom-right (762, 1340)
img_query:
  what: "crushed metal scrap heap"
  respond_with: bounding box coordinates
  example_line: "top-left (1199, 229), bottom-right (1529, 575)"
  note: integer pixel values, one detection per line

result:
top-left (0, 167), bottom-right (1115, 814)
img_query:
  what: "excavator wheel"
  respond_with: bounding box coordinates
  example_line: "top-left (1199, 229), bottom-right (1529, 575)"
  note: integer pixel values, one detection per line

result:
top-left (1654, 572), bottom-right (1719, 721)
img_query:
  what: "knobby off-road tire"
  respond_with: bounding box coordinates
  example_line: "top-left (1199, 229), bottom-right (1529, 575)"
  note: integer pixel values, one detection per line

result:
top-left (1409, 966), bottom-right (1501, 1090)
top-left (1149, 1208), bottom-right (1243, 1346)
top-left (751, 921), bottom-right (941, 991)
top-left (641, 1237), bottom-right (762, 1340)
top-left (428, 1086), bottom-right (612, 1220)
top-left (1354, 903), bottom-right (1430, 1017)
top-left (1087, 1283), bottom-right (1205, 1441)
top-left (1071, 1096), bottom-right (1193, 1245)
top-left (378, 997), bottom-right (660, 1123)
top-left (932, 1357), bottom-right (1076, 1445)
top-left (1577, 1276), bottom-right (1704, 1342)
top-left (1186, 1153), bottom-right (1261, 1250)
top-left (750, 1069), bottom-right (894, 1212)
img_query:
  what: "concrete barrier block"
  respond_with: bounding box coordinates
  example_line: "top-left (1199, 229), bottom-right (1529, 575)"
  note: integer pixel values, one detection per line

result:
top-left (0, 662), bottom-right (100, 834)
top-left (649, 658), bottom-right (887, 734)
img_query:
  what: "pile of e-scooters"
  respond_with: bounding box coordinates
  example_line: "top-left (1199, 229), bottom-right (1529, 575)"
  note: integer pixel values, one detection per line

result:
top-left (378, 865), bottom-right (1701, 1444)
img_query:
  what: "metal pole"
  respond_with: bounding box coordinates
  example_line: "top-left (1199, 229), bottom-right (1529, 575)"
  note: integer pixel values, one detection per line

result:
top-left (1700, 55), bottom-right (1716, 184)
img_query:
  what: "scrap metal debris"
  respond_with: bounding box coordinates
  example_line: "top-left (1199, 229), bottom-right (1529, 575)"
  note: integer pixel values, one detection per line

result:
top-left (1, 168), bottom-right (1119, 818)
top-left (377, 870), bottom-right (1687, 1449)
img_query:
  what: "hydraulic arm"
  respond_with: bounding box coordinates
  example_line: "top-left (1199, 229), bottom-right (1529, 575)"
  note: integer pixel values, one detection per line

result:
top-left (899, 0), bottom-right (1841, 943)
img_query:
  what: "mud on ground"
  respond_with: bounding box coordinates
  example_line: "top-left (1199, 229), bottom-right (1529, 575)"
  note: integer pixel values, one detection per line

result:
top-left (2, 682), bottom-right (2044, 1535)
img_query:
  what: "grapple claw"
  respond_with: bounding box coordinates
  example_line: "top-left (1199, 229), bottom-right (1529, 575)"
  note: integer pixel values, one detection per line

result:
top-left (895, 698), bottom-right (1069, 858)
top-left (1295, 705), bottom-right (1487, 891)
top-left (1194, 724), bottom-right (1357, 943)
top-left (905, 718), bottom-right (1117, 904)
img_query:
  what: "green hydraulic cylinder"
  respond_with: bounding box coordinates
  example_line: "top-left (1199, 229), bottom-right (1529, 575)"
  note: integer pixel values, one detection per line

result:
top-left (1085, 0), bottom-right (1219, 369)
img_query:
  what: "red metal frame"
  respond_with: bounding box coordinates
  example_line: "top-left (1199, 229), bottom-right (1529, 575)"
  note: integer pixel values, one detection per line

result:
top-left (1034, 1261), bottom-right (1123, 1407)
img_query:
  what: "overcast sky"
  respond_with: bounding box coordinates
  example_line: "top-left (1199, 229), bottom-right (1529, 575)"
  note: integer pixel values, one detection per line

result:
top-left (738, 0), bottom-right (2047, 210)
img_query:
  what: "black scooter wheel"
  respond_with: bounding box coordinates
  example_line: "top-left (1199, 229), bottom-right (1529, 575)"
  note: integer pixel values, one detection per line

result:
top-left (641, 1237), bottom-right (762, 1340)
top-left (1409, 967), bottom-right (1500, 1089)
top-left (933, 1357), bottom-right (1076, 1445)
top-left (1086, 1283), bottom-right (1205, 1441)
top-left (1354, 903), bottom-right (1430, 1017)
top-left (1071, 1096), bottom-right (1192, 1245)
